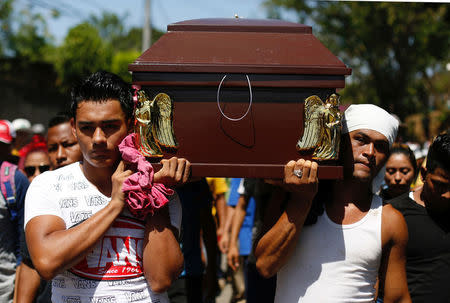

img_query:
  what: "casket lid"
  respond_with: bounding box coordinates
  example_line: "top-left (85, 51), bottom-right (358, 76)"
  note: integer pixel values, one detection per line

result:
top-left (129, 18), bottom-right (351, 75)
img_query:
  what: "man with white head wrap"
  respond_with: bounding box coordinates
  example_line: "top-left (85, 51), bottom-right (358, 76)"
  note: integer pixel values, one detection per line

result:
top-left (255, 104), bottom-right (411, 303)
top-left (342, 104), bottom-right (399, 194)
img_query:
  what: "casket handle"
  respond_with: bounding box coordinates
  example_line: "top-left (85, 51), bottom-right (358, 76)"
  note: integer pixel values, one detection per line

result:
top-left (217, 74), bottom-right (253, 122)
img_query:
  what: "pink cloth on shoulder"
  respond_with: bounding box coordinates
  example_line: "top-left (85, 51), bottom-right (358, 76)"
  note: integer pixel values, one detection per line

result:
top-left (118, 133), bottom-right (173, 219)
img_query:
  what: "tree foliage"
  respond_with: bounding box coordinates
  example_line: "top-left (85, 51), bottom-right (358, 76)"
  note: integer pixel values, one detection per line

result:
top-left (264, 1), bottom-right (450, 119)
top-left (56, 23), bottom-right (112, 89)
top-left (2, 1), bottom-right (166, 90)
top-left (113, 26), bottom-right (164, 51)
top-left (84, 12), bottom-right (164, 84)
top-left (52, 10), bottom-right (166, 89)
top-left (9, 8), bottom-right (53, 61)
top-left (88, 11), bottom-right (126, 44)
top-left (111, 49), bottom-right (141, 83)
top-left (1, 0), bottom-right (56, 61)
top-left (0, 0), bottom-right (14, 55)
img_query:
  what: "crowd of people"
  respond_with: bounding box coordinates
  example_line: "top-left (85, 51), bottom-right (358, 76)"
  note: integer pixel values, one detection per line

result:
top-left (0, 70), bottom-right (448, 303)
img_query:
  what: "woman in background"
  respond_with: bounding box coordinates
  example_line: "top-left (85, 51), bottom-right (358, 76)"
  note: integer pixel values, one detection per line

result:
top-left (19, 135), bottom-right (50, 182)
top-left (381, 143), bottom-right (417, 201)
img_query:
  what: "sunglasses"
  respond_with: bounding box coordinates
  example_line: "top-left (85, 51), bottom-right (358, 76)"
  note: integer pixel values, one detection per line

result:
top-left (24, 165), bottom-right (50, 176)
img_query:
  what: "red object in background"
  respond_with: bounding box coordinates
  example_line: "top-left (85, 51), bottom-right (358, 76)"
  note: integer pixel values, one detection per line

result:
top-left (18, 134), bottom-right (48, 171)
top-left (18, 134), bottom-right (47, 158)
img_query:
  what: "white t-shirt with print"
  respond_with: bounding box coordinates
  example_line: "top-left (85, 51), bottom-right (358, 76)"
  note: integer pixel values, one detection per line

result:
top-left (25, 162), bottom-right (181, 303)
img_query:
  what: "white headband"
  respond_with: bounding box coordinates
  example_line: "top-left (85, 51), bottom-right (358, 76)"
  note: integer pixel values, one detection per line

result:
top-left (342, 104), bottom-right (399, 147)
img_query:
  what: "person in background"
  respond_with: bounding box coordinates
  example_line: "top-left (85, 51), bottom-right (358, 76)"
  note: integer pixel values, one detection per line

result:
top-left (11, 118), bottom-right (32, 158)
top-left (206, 178), bottom-right (229, 240)
top-left (0, 120), bottom-right (20, 164)
top-left (168, 179), bottom-right (218, 303)
top-left (46, 112), bottom-right (82, 169)
top-left (0, 119), bottom-right (29, 303)
top-left (227, 178), bottom-right (256, 303)
top-left (389, 132), bottom-right (450, 302)
top-left (234, 178), bottom-right (278, 303)
top-left (19, 135), bottom-right (50, 182)
top-left (217, 191), bottom-right (235, 256)
top-left (380, 143), bottom-right (417, 202)
top-left (205, 177), bottom-right (229, 297)
top-left (376, 143), bottom-right (417, 302)
top-left (15, 136), bottom-right (51, 303)
top-left (217, 182), bottom-right (236, 293)
top-left (31, 124), bottom-right (46, 137)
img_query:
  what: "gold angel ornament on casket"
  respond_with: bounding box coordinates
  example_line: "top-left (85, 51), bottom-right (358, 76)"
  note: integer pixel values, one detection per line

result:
top-left (296, 94), bottom-right (341, 160)
top-left (134, 90), bottom-right (178, 158)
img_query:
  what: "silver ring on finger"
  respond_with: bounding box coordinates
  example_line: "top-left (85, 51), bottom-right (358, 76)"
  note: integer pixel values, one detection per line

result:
top-left (293, 169), bottom-right (303, 178)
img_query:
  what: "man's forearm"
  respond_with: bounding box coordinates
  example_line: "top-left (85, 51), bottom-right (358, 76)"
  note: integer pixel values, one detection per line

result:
top-left (215, 194), bottom-right (227, 232)
top-left (229, 197), bottom-right (248, 248)
top-left (26, 199), bottom-right (124, 280)
top-left (254, 193), bottom-right (312, 278)
top-left (16, 263), bottom-right (41, 303)
top-left (223, 206), bottom-right (235, 235)
top-left (143, 209), bottom-right (183, 293)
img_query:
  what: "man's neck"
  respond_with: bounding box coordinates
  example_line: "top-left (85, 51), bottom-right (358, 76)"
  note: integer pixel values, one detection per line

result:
top-left (412, 186), bottom-right (426, 207)
top-left (333, 178), bottom-right (372, 206)
top-left (326, 178), bottom-right (373, 225)
top-left (80, 161), bottom-right (115, 197)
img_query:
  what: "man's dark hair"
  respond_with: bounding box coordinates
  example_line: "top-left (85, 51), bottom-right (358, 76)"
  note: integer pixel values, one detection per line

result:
top-left (48, 112), bottom-right (71, 128)
top-left (426, 132), bottom-right (450, 173)
top-left (70, 71), bottom-right (133, 121)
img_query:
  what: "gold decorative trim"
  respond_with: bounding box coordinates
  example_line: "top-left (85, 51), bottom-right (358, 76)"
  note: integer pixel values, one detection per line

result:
top-left (296, 94), bottom-right (341, 160)
top-left (134, 90), bottom-right (178, 158)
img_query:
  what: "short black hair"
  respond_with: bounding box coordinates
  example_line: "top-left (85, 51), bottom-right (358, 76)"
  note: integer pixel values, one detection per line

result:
top-left (426, 133), bottom-right (450, 173)
top-left (70, 71), bottom-right (133, 121)
top-left (48, 112), bottom-right (71, 128)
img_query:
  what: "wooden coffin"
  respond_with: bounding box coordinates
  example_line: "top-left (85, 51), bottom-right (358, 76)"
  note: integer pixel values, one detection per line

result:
top-left (128, 18), bottom-right (352, 179)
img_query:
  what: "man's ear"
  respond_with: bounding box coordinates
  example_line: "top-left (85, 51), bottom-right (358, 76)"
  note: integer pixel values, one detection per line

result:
top-left (420, 166), bottom-right (427, 182)
top-left (70, 118), bottom-right (77, 139)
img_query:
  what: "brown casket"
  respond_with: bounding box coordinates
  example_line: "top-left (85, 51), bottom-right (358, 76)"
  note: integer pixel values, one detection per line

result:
top-left (128, 18), bottom-right (352, 179)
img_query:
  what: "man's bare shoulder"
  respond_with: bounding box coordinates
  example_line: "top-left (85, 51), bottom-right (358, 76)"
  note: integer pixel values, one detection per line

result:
top-left (382, 203), bottom-right (404, 220)
top-left (382, 203), bottom-right (408, 246)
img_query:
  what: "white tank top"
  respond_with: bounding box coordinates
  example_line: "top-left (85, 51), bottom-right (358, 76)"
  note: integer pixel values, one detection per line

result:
top-left (275, 195), bottom-right (383, 303)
